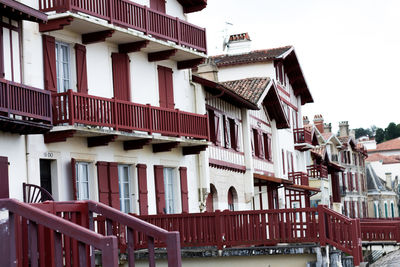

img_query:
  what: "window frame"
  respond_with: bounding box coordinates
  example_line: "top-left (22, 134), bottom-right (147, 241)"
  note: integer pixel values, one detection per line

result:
top-left (76, 161), bottom-right (90, 201)
top-left (163, 167), bottom-right (180, 214)
top-left (55, 40), bottom-right (71, 93)
top-left (118, 164), bottom-right (132, 213)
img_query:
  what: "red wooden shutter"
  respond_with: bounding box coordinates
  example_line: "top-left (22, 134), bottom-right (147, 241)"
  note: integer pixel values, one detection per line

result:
top-left (112, 53), bottom-right (131, 101)
top-left (137, 164), bottom-right (148, 215)
top-left (179, 167), bottom-right (189, 213)
top-left (75, 44), bottom-right (88, 94)
top-left (108, 163), bottom-right (120, 210)
top-left (165, 67), bottom-right (174, 109)
top-left (0, 156), bottom-right (9, 198)
top-left (157, 66), bottom-right (174, 109)
top-left (154, 165), bottom-right (165, 214)
top-left (97, 161), bottom-right (110, 205)
top-left (71, 158), bottom-right (77, 200)
top-left (253, 130), bottom-right (259, 157)
top-left (42, 35), bottom-right (57, 92)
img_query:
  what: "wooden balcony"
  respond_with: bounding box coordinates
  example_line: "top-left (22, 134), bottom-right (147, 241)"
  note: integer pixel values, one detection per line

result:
top-left (0, 78), bottom-right (52, 134)
top-left (39, 0), bottom-right (207, 53)
top-left (307, 164), bottom-right (328, 179)
top-left (288, 171), bottom-right (309, 186)
top-left (52, 90), bottom-right (209, 140)
top-left (293, 127), bottom-right (314, 151)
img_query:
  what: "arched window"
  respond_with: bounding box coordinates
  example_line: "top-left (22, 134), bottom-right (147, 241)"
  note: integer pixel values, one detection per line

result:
top-left (391, 202), bottom-right (395, 218)
top-left (374, 202), bottom-right (379, 218)
top-left (384, 202), bottom-right (388, 218)
top-left (228, 187), bottom-right (237, 211)
top-left (206, 184), bottom-right (217, 212)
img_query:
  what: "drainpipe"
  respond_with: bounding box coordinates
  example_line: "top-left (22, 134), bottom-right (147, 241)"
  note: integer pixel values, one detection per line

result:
top-left (25, 135), bottom-right (31, 185)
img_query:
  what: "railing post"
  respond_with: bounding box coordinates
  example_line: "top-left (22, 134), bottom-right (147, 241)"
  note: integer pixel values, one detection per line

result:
top-left (176, 109), bottom-right (181, 137)
top-left (146, 104), bottom-right (153, 135)
top-left (67, 89), bottom-right (75, 125)
top-left (166, 232), bottom-right (182, 267)
top-left (108, 0), bottom-right (114, 24)
top-left (113, 98), bottom-right (118, 131)
top-left (144, 6), bottom-right (149, 35)
top-left (206, 113), bottom-right (210, 140)
top-left (318, 205), bottom-right (327, 246)
top-left (101, 236), bottom-right (119, 267)
top-left (8, 211), bottom-right (16, 267)
top-left (176, 17), bottom-right (181, 45)
top-left (351, 219), bottom-right (362, 267)
top-left (215, 210), bottom-right (223, 250)
top-left (5, 80), bottom-right (10, 117)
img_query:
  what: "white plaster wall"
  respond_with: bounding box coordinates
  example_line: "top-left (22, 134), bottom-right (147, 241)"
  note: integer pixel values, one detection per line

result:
top-left (133, 0), bottom-right (186, 20)
top-left (25, 134), bottom-right (201, 214)
top-left (217, 63), bottom-right (275, 82)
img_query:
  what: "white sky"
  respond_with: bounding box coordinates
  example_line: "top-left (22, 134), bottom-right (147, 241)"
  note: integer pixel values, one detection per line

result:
top-left (188, 0), bottom-right (400, 132)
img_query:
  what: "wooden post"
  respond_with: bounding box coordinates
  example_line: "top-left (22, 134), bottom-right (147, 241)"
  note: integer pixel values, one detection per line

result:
top-left (176, 18), bottom-right (181, 45)
top-left (318, 205), bottom-right (327, 246)
top-left (67, 89), bottom-right (75, 125)
top-left (5, 80), bottom-right (10, 118)
top-left (113, 98), bottom-right (118, 131)
top-left (166, 232), bottom-right (182, 267)
top-left (144, 6), bottom-right (149, 35)
top-left (146, 104), bottom-right (153, 135)
top-left (351, 219), bottom-right (361, 267)
top-left (215, 210), bottom-right (223, 250)
top-left (108, 0), bottom-right (114, 24)
top-left (176, 109), bottom-right (181, 137)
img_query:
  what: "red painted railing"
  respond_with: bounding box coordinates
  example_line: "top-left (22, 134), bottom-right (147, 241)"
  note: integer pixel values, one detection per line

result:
top-left (52, 90), bottom-right (209, 139)
top-left (288, 171), bottom-right (309, 186)
top-left (307, 164), bottom-right (328, 178)
top-left (39, 0), bottom-right (207, 53)
top-left (0, 78), bottom-right (52, 124)
top-left (360, 219), bottom-right (400, 242)
top-left (29, 201), bottom-right (182, 266)
top-left (293, 127), bottom-right (312, 145)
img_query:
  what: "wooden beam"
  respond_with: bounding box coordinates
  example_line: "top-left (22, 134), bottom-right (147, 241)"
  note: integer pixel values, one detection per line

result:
top-left (87, 135), bottom-right (117, 147)
top-left (82, 30), bottom-right (114, 45)
top-left (148, 49), bottom-right (177, 62)
top-left (152, 142), bottom-right (179, 153)
top-left (123, 139), bottom-right (151, 150)
top-left (44, 130), bottom-right (76, 144)
top-left (182, 145), bottom-right (207, 155)
top-left (119, 41), bottom-right (149, 53)
top-left (39, 17), bottom-right (73, 32)
top-left (177, 58), bottom-right (205, 70)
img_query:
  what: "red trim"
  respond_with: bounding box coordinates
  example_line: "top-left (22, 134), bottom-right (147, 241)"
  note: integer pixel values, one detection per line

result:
top-left (249, 115), bottom-right (271, 127)
top-left (276, 83), bottom-right (290, 97)
top-left (280, 96), bottom-right (298, 111)
top-left (254, 169), bottom-right (275, 177)
top-left (209, 158), bottom-right (246, 173)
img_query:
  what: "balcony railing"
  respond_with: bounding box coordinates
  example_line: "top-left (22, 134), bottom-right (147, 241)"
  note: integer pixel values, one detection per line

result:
top-left (0, 78), bottom-right (52, 127)
top-left (293, 127), bottom-right (312, 145)
top-left (288, 171), bottom-right (309, 186)
top-left (53, 90), bottom-right (209, 139)
top-left (307, 164), bottom-right (328, 178)
top-left (39, 0), bottom-right (207, 53)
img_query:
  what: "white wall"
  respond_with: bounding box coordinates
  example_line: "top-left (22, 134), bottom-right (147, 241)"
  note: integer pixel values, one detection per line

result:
top-left (217, 63), bottom-right (275, 82)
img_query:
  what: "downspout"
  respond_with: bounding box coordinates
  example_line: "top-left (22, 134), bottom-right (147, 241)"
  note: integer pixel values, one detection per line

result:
top-left (25, 135), bottom-right (30, 184)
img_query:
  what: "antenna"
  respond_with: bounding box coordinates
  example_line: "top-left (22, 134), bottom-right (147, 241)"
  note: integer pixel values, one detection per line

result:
top-left (222, 21), bottom-right (233, 52)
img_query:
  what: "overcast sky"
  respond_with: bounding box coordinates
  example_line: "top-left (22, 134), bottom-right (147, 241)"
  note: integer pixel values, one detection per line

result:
top-left (188, 0), bottom-right (400, 132)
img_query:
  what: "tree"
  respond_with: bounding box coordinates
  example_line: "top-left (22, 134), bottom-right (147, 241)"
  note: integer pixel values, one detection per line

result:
top-left (375, 128), bottom-right (385, 143)
top-left (384, 122), bottom-right (400, 141)
top-left (354, 128), bottom-right (371, 139)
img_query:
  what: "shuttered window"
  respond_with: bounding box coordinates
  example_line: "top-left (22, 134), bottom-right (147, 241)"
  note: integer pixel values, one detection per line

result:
top-left (97, 161), bottom-right (120, 210)
top-left (1, 19), bottom-right (21, 82)
top-left (150, 0), bottom-right (166, 13)
top-left (179, 167), bottom-right (189, 213)
top-left (42, 35), bottom-right (57, 92)
top-left (112, 53), bottom-right (131, 101)
top-left (223, 115), bottom-right (231, 148)
top-left (118, 165), bottom-right (131, 213)
top-left (137, 164), bottom-right (148, 215)
top-left (0, 156), bottom-right (9, 199)
top-left (229, 119), bottom-right (240, 151)
top-left (75, 44), bottom-right (88, 94)
top-left (157, 65), bottom-right (174, 109)
top-left (208, 109), bottom-right (221, 146)
top-left (154, 165), bottom-right (166, 214)
top-left (55, 41), bottom-right (71, 93)
top-left (76, 162), bottom-right (89, 200)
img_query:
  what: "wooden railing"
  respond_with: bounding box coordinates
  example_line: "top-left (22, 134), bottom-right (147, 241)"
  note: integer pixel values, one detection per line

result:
top-left (29, 200), bottom-right (182, 266)
top-left (288, 171), bottom-right (309, 186)
top-left (0, 78), bottom-right (52, 124)
top-left (39, 0), bottom-right (207, 53)
top-left (53, 90), bottom-right (209, 140)
top-left (307, 164), bottom-right (328, 178)
top-left (293, 127), bottom-right (312, 145)
top-left (360, 219), bottom-right (400, 243)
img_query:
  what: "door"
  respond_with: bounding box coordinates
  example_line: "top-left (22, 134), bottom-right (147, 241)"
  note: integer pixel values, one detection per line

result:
top-left (40, 159), bottom-right (52, 195)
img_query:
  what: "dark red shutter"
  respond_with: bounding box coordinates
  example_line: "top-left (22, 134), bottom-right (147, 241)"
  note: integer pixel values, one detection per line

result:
top-left (42, 35), bottom-right (57, 92)
top-left (165, 67), bottom-right (174, 109)
top-left (71, 158), bottom-right (77, 200)
top-left (108, 163), bottom-right (120, 210)
top-left (154, 165), bottom-right (165, 214)
top-left (157, 66), bottom-right (174, 109)
top-left (206, 192), bottom-right (213, 212)
top-left (137, 164), bottom-right (148, 215)
top-left (179, 167), bottom-right (189, 213)
top-left (0, 27), bottom-right (4, 78)
top-left (75, 44), bottom-right (88, 94)
top-left (97, 161), bottom-right (110, 205)
top-left (0, 156), bottom-right (9, 198)
top-left (253, 130), bottom-right (259, 157)
top-left (355, 173), bottom-right (359, 192)
top-left (112, 53), bottom-right (131, 101)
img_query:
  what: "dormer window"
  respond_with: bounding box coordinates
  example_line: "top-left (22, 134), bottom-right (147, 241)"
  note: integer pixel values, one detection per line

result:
top-left (275, 61), bottom-right (286, 86)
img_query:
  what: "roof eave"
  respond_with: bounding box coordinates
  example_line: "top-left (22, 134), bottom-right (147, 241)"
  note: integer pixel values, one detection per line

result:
top-left (0, 0), bottom-right (47, 23)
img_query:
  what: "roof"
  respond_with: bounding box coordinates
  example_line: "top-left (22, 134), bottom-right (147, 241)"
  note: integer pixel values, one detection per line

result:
top-left (254, 173), bottom-right (292, 185)
top-left (321, 132), bottom-right (333, 141)
top-left (366, 153), bottom-right (400, 164)
top-left (221, 77), bottom-right (270, 105)
top-left (212, 46), bottom-right (292, 67)
top-left (0, 0), bottom-right (47, 23)
top-left (192, 75), bottom-right (258, 110)
top-left (369, 137), bottom-right (400, 153)
top-left (366, 163), bottom-right (392, 192)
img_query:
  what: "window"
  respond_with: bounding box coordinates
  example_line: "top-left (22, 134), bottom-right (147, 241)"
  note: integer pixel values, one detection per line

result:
top-left (76, 162), bottom-right (89, 200)
top-left (228, 187), bottom-right (237, 211)
top-left (391, 202), bottom-right (395, 218)
top-left (118, 165), bottom-right (131, 213)
top-left (55, 41), bottom-right (71, 92)
top-left (207, 109), bottom-right (221, 146)
top-left (0, 17), bottom-right (21, 83)
top-left (223, 115), bottom-right (231, 148)
top-left (374, 202), bottom-right (379, 218)
top-left (384, 202), bottom-right (388, 218)
top-left (157, 65), bottom-right (174, 109)
top-left (164, 167), bottom-right (176, 214)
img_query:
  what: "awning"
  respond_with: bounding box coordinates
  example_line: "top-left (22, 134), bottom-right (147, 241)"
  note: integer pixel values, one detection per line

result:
top-left (254, 173), bottom-right (293, 185)
top-left (285, 183), bottom-right (320, 192)
top-left (0, 0), bottom-right (47, 23)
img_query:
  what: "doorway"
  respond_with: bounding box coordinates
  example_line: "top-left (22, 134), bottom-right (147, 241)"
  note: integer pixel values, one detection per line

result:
top-left (40, 159), bottom-right (52, 195)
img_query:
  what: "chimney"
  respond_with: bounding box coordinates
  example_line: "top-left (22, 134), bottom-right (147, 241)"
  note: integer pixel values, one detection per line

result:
top-left (313, 114), bottom-right (324, 133)
top-left (386, 173), bottom-right (392, 190)
top-left (227, 33), bottom-right (252, 55)
top-left (324, 123), bottom-right (332, 133)
top-left (195, 58), bottom-right (219, 82)
top-left (339, 121), bottom-right (349, 137)
top-left (303, 116), bottom-right (310, 126)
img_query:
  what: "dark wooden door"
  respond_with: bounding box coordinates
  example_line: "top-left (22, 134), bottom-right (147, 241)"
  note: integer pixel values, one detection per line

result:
top-left (40, 159), bottom-right (52, 195)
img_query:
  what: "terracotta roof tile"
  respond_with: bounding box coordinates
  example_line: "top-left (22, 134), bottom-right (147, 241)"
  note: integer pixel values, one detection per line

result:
top-left (220, 77), bottom-right (271, 105)
top-left (366, 153), bottom-right (400, 164)
top-left (370, 137), bottom-right (400, 152)
top-left (212, 46), bottom-right (292, 67)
